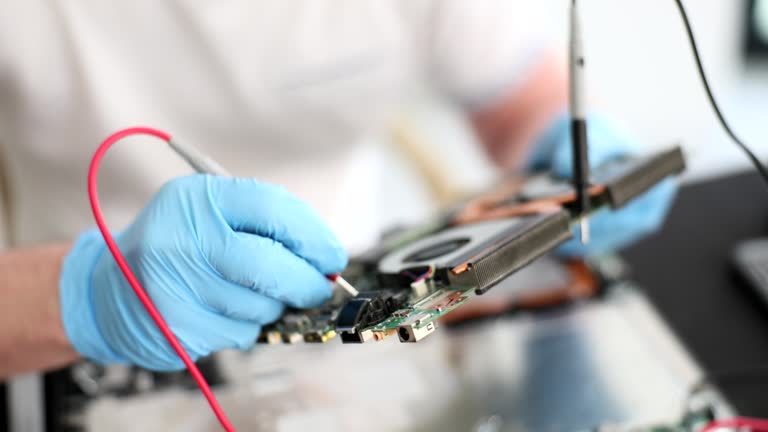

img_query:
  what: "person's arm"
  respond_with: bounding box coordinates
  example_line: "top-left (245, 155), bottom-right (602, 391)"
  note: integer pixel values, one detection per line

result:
top-left (469, 51), bottom-right (568, 170)
top-left (0, 244), bottom-right (79, 380)
top-left (1, 175), bottom-right (346, 379)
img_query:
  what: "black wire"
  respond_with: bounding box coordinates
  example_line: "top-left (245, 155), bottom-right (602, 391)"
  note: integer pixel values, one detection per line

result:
top-left (674, 0), bottom-right (768, 187)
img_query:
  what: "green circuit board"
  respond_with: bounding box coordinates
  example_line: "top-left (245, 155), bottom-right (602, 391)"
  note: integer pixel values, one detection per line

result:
top-left (257, 265), bottom-right (475, 345)
top-left (361, 285), bottom-right (474, 343)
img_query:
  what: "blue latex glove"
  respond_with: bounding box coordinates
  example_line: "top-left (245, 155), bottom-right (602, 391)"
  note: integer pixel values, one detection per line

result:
top-left (527, 113), bottom-right (678, 257)
top-left (60, 175), bottom-right (347, 371)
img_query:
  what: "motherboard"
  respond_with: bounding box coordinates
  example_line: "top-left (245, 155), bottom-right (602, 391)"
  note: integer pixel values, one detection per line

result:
top-left (257, 147), bottom-right (686, 346)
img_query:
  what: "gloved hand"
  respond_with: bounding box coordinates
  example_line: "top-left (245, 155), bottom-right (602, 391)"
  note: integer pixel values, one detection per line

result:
top-left (60, 175), bottom-right (347, 371)
top-left (527, 113), bottom-right (678, 257)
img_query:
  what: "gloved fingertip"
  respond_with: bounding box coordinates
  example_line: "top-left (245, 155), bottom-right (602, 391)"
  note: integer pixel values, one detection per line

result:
top-left (166, 359), bottom-right (188, 372)
top-left (235, 325), bottom-right (262, 351)
top-left (142, 356), bottom-right (187, 372)
top-left (323, 244), bottom-right (349, 275)
top-left (555, 238), bottom-right (590, 258)
top-left (653, 177), bottom-right (679, 204)
top-left (259, 301), bottom-right (286, 325)
top-left (621, 177), bottom-right (678, 233)
top-left (291, 281), bottom-right (333, 310)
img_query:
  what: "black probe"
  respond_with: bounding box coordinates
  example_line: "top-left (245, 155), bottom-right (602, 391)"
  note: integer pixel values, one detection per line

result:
top-left (570, 0), bottom-right (590, 243)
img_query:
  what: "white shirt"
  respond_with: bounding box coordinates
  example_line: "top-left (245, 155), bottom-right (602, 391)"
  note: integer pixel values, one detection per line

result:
top-left (0, 0), bottom-right (545, 252)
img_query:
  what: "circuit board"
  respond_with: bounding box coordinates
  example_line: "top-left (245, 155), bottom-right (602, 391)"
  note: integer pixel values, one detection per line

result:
top-left (364, 282), bottom-right (471, 343)
top-left (257, 264), bottom-right (477, 345)
top-left (256, 147), bottom-right (685, 346)
top-left (344, 267), bottom-right (475, 344)
top-left (258, 213), bottom-right (571, 346)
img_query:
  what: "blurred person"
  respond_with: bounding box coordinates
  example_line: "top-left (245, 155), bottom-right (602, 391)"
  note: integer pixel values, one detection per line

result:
top-left (0, 1), bottom-right (675, 377)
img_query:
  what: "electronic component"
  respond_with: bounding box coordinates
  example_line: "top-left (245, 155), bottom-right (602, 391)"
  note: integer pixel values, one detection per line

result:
top-left (378, 212), bottom-right (573, 295)
top-left (257, 331), bottom-right (282, 345)
top-left (396, 313), bottom-right (437, 343)
top-left (336, 290), bottom-right (410, 343)
top-left (259, 304), bottom-right (340, 345)
top-left (453, 146), bottom-right (685, 225)
top-left (440, 259), bottom-right (605, 325)
top-left (595, 146), bottom-right (686, 208)
top-left (257, 147), bottom-right (685, 346)
top-left (517, 146), bottom-right (686, 211)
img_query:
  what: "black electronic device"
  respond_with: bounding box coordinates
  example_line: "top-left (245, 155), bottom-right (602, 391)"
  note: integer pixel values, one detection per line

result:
top-left (733, 238), bottom-right (768, 304)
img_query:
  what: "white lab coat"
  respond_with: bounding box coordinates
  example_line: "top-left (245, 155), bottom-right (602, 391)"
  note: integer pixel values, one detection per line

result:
top-left (0, 0), bottom-right (547, 252)
top-left (0, 2), bottom-right (556, 431)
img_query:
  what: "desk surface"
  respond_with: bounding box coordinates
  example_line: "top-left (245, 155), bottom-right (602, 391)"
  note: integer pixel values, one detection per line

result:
top-left (623, 169), bottom-right (768, 416)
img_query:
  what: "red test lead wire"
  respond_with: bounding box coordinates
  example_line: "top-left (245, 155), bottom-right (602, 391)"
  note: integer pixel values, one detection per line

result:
top-left (88, 127), bottom-right (236, 432)
top-left (701, 417), bottom-right (768, 432)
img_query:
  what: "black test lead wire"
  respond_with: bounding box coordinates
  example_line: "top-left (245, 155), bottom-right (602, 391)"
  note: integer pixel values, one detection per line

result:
top-left (674, 0), bottom-right (768, 188)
